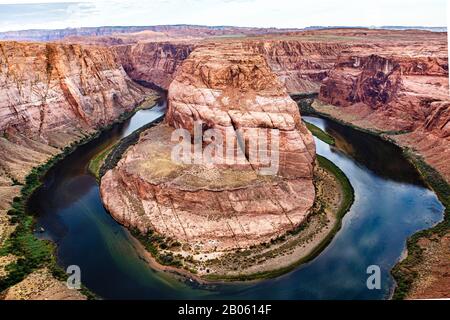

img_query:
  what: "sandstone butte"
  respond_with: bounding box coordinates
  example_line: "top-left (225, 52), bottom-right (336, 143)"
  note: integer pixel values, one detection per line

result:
top-left (100, 43), bottom-right (316, 253)
top-left (101, 29), bottom-right (449, 183)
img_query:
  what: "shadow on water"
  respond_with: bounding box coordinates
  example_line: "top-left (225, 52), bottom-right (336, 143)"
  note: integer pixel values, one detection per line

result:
top-left (26, 107), bottom-right (444, 300)
top-left (308, 117), bottom-right (424, 186)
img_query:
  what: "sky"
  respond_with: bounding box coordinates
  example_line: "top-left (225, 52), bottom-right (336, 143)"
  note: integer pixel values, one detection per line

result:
top-left (0, 0), bottom-right (447, 32)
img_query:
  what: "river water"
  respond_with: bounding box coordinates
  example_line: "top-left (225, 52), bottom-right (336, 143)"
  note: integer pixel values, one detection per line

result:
top-left (28, 102), bottom-right (444, 299)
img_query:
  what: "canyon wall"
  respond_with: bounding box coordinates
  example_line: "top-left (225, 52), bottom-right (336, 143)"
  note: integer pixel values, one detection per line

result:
top-left (110, 39), bottom-right (346, 94)
top-left (242, 40), bottom-right (346, 94)
top-left (0, 41), bottom-right (152, 182)
top-left (0, 41), bottom-right (152, 240)
top-left (113, 42), bottom-right (194, 89)
top-left (0, 40), bottom-right (154, 298)
top-left (319, 54), bottom-right (449, 131)
top-left (101, 43), bottom-right (316, 253)
top-left (318, 51), bottom-right (449, 181)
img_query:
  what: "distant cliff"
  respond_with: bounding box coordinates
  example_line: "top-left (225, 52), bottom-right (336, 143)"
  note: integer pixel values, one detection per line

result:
top-left (0, 25), bottom-right (299, 42)
top-left (318, 52), bottom-right (449, 181)
top-left (113, 42), bottom-right (194, 89)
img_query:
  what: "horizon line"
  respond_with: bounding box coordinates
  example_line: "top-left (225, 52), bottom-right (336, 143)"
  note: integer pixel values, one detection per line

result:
top-left (0, 24), bottom-right (447, 34)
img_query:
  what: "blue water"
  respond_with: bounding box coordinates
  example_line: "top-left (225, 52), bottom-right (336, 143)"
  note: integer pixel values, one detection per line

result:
top-left (29, 107), bottom-right (444, 299)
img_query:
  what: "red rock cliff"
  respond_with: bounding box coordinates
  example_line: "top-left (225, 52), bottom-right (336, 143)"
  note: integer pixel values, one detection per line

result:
top-left (0, 41), bottom-right (152, 203)
top-left (242, 40), bottom-right (346, 94)
top-left (113, 42), bottom-right (194, 89)
top-left (318, 49), bottom-right (449, 181)
top-left (0, 41), bottom-right (154, 289)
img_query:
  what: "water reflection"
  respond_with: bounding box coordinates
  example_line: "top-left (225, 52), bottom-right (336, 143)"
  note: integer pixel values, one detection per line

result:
top-left (304, 116), bottom-right (425, 186)
top-left (27, 108), bottom-right (443, 299)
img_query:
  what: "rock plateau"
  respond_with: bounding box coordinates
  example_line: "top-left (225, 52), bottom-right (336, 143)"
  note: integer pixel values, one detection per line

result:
top-left (100, 43), bottom-right (316, 253)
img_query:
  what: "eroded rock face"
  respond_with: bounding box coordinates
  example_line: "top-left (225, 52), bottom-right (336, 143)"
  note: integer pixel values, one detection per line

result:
top-left (320, 54), bottom-right (449, 131)
top-left (318, 52), bottom-right (450, 181)
top-left (242, 40), bottom-right (346, 94)
top-left (111, 39), bottom-right (345, 94)
top-left (166, 43), bottom-right (316, 178)
top-left (101, 44), bottom-right (316, 253)
top-left (0, 41), bottom-right (149, 141)
top-left (113, 42), bottom-right (194, 89)
top-left (0, 41), bottom-right (151, 181)
top-left (0, 41), bottom-right (154, 297)
top-left (0, 41), bottom-right (152, 221)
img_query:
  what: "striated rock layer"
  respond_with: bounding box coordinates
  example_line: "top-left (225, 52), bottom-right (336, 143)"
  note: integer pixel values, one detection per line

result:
top-left (317, 51), bottom-right (449, 181)
top-left (0, 40), bottom-right (152, 249)
top-left (113, 42), bottom-right (194, 89)
top-left (0, 40), bottom-right (155, 300)
top-left (0, 41), bottom-right (151, 181)
top-left (111, 39), bottom-right (344, 94)
top-left (101, 44), bottom-right (316, 253)
top-left (0, 42), bottom-right (150, 142)
top-left (166, 43), bottom-right (316, 178)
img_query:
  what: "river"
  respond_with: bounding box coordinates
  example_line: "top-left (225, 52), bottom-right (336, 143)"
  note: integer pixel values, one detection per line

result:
top-left (28, 100), bottom-right (444, 299)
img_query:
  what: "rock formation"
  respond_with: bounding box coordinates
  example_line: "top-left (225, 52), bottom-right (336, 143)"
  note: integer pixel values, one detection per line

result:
top-left (319, 54), bottom-right (448, 131)
top-left (318, 51), bottom-right (449, 181)
top-left (113, 42), bottom-right (194, 89)
top-left (111, 39), bottom-right (345, 94)
top-left (0, 40), bottom-right (154, 300)
top-left (101, 43), bottom-right (316, 253)
top-left (166, 43), bottom-right (316, 178)
top-left (241, 40), bottom-right (345, 94)
top-left (0, 41), bottom-right (152, 183)
top-left (104, 29), bottom-right (449, 182)
top-left (0, 40), bottom-right (153, 263)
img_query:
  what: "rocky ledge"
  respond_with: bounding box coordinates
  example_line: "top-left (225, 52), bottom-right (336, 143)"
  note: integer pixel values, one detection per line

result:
top-left (100, 43), bottom-right (316, 256)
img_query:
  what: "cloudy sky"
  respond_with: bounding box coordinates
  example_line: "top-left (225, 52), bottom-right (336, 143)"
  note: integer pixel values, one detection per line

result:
top-left (0, 0), bottom-right (447, 32)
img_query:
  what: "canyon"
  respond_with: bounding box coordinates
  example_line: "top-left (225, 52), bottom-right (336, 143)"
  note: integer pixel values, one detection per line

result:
top-left (0, 26), bottom-right (448, 299)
